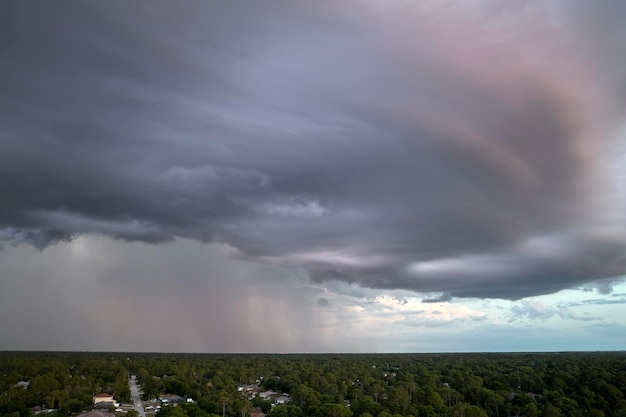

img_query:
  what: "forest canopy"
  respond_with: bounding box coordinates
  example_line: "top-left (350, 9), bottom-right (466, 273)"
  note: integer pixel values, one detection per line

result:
top-left (0, 352), bottom-right (624, 417)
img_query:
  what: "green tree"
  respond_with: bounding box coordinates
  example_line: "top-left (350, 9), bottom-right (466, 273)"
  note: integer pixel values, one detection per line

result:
top-left (319, 403), bottom-right (352, 417)
top-left (291, 384), bottom-right (320, 410)
top-left (542, 403), bottom-right (564, 417)
top-left (218, 391), bottom-right (231, 417)
top-left (350, 396), bottom-right (382, 417)
top-left (251, 397), bottom-right (272, 413)
top-left (522, 403), bottom-right (541, 417)
top-left (159, 406), bottom-right (188, 417)
top-left (268, 404), bottom-right (302, 417)
top-left (464, 405), bottom-right (488, 417)
top-left (386, 387), bottom-right (409, 414)
top-left (233, 398), bottom-right (252, 417)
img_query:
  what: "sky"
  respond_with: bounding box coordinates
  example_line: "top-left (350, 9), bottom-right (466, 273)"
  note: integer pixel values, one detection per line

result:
top-left (1, 0), bottom-right (626, 353)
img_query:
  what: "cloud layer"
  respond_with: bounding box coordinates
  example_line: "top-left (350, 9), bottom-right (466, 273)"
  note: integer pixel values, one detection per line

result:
top-left (1, 1), bottom-right (625, 300)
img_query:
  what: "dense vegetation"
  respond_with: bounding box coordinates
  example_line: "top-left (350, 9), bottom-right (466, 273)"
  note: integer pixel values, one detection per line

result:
top-left (1, 352), bottom-right (625, 417)
top-left (0, 353), bottom-right (130, 417)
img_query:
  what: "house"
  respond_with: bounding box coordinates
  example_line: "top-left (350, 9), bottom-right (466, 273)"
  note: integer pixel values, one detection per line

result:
top-left (77, 410), bottom-right (114, 417)
top-left (275, 395), bottom-right (290, 405)
top-left (159, 394), bottom-right (185, 405)
top-left (93, 393), bottom-right (115, 405)
top-left (93, 401), bottom-right (118, 410)
top-left (31, 406), bottom-right (56, 414)
top-left (526, 392), bottom-right (543, 401)
top-left (259, 391), bottom-right (277, 401)
top-left (238, 384), bottom-right (260, 397)
top-left (15, 381), bottom-right (30, 389)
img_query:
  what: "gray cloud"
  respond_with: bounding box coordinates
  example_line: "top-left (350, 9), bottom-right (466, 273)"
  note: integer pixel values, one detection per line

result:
top-left (584, 323), bottom-right (626, 338)
top-left (562, 298), bottom-right (626, 307)
top-left (316, 297), bottom-right (330, 307)
top-left (0, 237), bottom-right (337, 352)
top-left (422, 293), bottom-right (453, 303)
top-left (511, 300), bottom-right (557, 320)
top-left (396, 314), bottom-right (488, 329)
top-left (2, 1), bottom-right (626, 300)
top-left (510, 299), bottom-right (601, 322)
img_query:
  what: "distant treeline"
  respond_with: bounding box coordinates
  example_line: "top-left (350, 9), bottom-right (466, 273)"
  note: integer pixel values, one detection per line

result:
top-left (1, 351), bottom-right (625, 417)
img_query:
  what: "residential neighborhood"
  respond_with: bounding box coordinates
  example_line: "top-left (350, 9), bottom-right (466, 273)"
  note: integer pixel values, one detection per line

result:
top-left (2, 352), bottom-right (625, 417)
top-left (237, 385), bottom-right (291, 406)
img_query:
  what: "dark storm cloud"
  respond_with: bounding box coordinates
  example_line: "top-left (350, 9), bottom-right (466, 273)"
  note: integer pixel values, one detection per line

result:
top-left (1, 1), bottom-right (625, 299)
top-left (561, 1), bottom-right (626, 109)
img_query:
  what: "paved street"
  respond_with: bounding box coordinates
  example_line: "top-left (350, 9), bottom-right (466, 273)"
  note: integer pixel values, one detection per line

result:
top-left (129, 375), bottom-right (147, 417)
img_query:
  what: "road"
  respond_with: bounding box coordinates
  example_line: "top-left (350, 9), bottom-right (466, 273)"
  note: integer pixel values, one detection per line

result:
top-left (129, 375), bottom-right (147, 417)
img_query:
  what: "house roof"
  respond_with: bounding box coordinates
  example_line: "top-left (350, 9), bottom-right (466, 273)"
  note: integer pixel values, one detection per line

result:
top-left (160, 394), bottom-right (185, 403)
top-left (93, 402), bottom-right (115, 410)
top-left (31, 406), bottom-right (55, 412)
top-left (94, 393), bottom-right (113, 398)
top-left (78, 410), bottom-right (114, 417)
